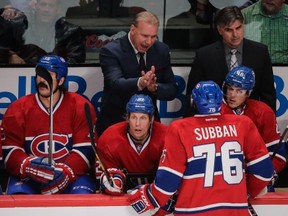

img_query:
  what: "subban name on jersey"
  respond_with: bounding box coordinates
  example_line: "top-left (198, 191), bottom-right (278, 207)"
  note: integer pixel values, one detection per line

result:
top-left (194, 124), bottom-right (237, 140)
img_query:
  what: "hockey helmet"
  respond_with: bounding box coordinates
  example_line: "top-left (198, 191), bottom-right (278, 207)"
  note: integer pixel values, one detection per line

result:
top-left (192, 80), bottom-right (223, 114)
top-left (126, 94), bottom-right (154, 117)
top-left (36, 55), bottom-right (68, 80)
top-left (225, 65), bottom-right (255, 90)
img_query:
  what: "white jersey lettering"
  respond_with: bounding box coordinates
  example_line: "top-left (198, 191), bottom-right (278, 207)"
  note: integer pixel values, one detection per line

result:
top-left (195, 125), bottom-right (237, 141)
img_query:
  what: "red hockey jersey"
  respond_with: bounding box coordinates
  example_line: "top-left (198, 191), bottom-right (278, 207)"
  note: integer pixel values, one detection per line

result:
top-left (97, 121), bottom-right (168, 189)
top-left (2, 92), bottom-right (96, 177)
top-left (151, 113), bottom-right (274, 216)
top-left (221, 98), bottom-right (286, 173)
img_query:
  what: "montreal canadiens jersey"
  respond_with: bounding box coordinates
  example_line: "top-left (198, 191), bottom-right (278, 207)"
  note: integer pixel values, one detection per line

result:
top-left (221, 98), bottom-right (286, 173)
top-left (2, 92), bottom-right (96, 177)
top-left (151, 113), bottom-right (274, 216)
top-left (97, 121), bottom-right (168, 189)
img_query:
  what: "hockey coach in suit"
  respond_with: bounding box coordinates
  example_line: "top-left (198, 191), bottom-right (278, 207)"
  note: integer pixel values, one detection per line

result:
top-left (96, 11), bottom-right (178, 136)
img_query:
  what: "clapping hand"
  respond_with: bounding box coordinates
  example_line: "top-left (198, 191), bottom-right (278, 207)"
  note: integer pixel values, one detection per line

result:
top-left (139, 66), bottom-right (158, 92)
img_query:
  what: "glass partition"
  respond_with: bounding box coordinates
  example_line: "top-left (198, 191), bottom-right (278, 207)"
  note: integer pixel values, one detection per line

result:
top-left (0, 0), bottom-right (217, 65)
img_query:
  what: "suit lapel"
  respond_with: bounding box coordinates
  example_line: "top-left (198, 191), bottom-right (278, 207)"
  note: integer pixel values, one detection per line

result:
top-left (215, 40), bottom-right (229, 75)
top-left (120, 35), bottom-right (141, 73)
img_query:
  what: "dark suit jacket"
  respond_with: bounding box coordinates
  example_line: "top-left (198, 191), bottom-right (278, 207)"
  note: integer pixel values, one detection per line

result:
top-left (183, 38), bottom-right (276, 117)
top-left (96, 34), bottom-right (178, 136)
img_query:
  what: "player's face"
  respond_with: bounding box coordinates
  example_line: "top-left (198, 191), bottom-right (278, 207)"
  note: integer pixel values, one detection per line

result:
top-left (225, 85), bottom-right (249, 109)
top-left (36, 70), bottom-right (59, 97)
top-left (217, 20), bottom-right (244, 49)
top-left (128, 112), bottom-right (152, 141)
top-left (130, 21), bottom-right (158, 53)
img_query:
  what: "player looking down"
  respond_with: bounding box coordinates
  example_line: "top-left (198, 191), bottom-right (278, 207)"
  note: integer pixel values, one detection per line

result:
top-left (1, 55), bottom-right (96, 194)
top-left (128, 80), bottom-right (274, 216)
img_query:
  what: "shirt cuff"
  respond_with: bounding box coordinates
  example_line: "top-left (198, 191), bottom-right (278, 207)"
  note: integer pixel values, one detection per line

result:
top-left (137, 77), bottom-right (144, 91)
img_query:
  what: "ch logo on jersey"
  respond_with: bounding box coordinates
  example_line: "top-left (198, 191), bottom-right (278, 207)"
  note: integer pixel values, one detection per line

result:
top-left (29, 133), bottom-right (71, 160)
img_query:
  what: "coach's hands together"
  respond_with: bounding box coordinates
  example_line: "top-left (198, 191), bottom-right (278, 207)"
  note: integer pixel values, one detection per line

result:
top-left (139, 66), bottom-right (158, 93)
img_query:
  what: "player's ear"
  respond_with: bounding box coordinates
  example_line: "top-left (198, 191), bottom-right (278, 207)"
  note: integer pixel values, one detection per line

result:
top-left (150, 116), bottom-right (154, 124)
top-left (58, 77), bottom-right (65, 86)
top-left (125, 113), bottom-right (129, 122)
top-left (130, 24), bottom-right (136, 35)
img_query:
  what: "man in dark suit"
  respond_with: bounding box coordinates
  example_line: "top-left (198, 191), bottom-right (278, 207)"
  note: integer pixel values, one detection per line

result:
top-left (96, 11), bottom-right (178, 136)
top-left (183, 5), bottom-right (276, 117)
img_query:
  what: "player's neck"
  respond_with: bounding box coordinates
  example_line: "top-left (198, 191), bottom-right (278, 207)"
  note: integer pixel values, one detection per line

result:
top-left (129, 132), bottom-right (150, 146)
top-left (40, 90), bottom-right (61, 112)
top-left (232, 103), bottom-right (246, 115)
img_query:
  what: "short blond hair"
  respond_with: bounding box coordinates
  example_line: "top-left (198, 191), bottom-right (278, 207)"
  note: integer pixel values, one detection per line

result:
top-left (132, 11), bottom-right (159, 27)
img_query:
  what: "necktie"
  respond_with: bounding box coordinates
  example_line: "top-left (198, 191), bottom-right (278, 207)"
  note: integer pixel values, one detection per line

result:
top-left (138, 52), bottom-right (146, 72)
top-left (230, 49), bottom-right (238, 70)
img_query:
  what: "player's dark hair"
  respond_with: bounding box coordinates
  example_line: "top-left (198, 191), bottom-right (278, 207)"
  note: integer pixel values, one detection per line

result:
top-left (214, 6), bottom-right (244, 27)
